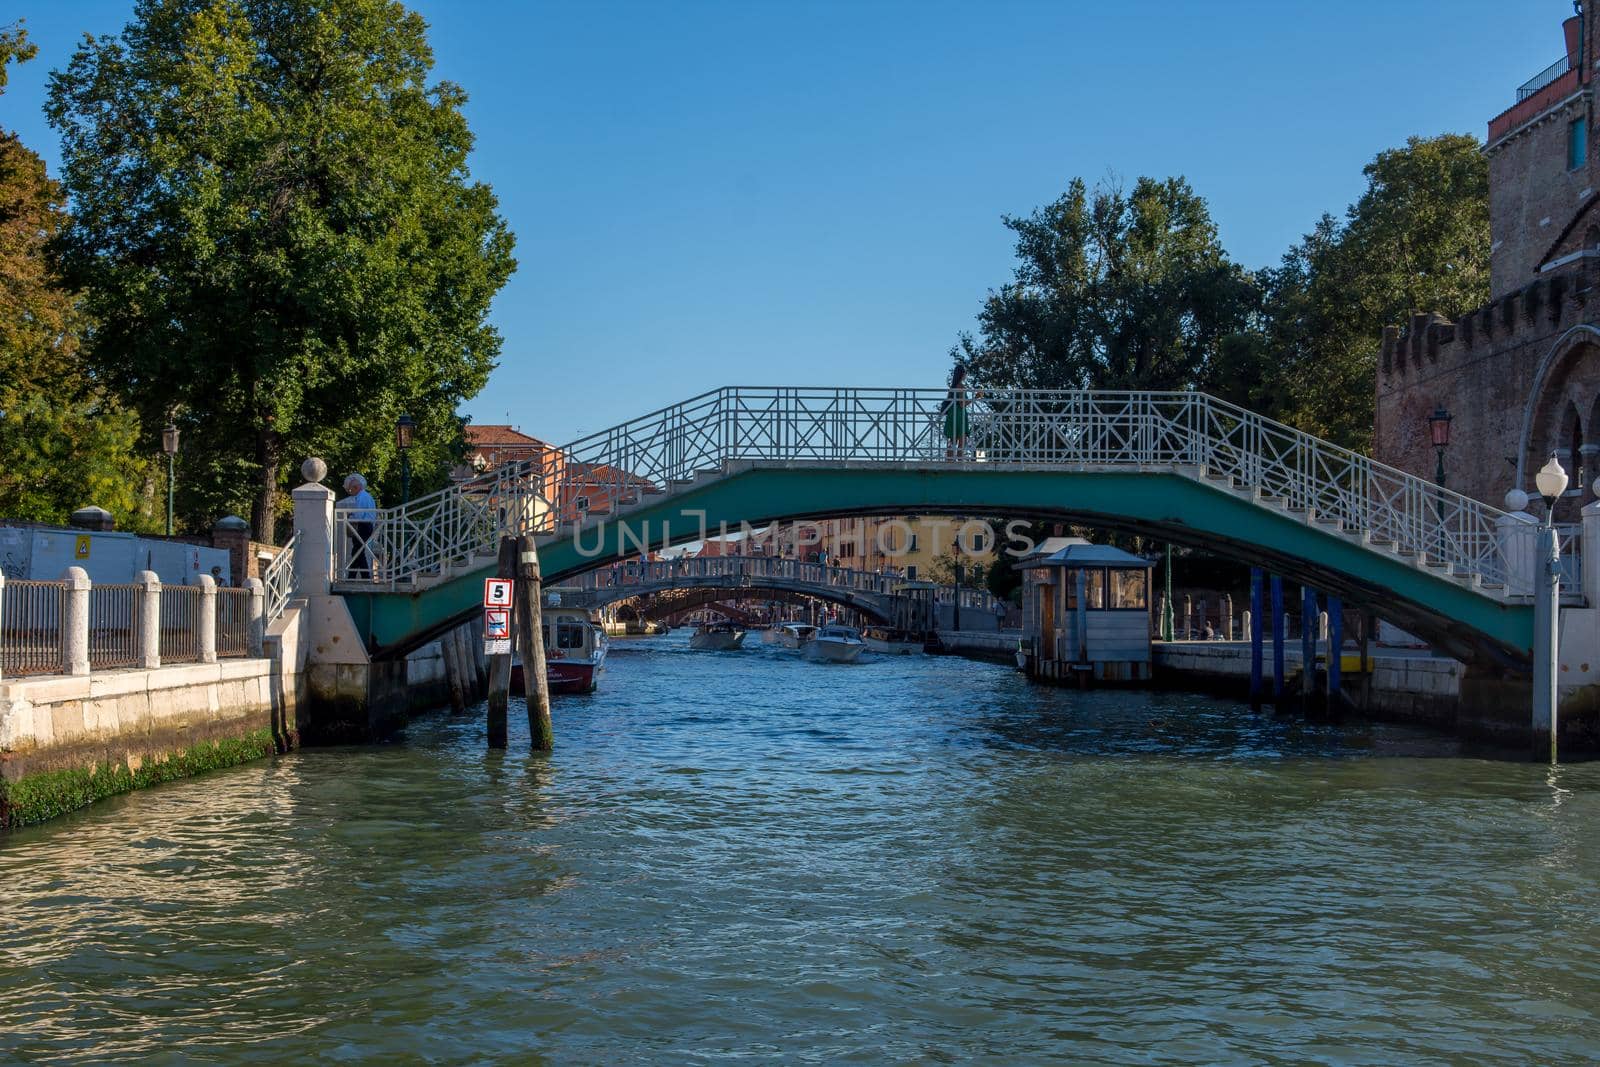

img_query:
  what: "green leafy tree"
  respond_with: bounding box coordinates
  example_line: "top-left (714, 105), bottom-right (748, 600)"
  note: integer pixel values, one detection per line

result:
top-left (0, 22), bottom-right (154, 526)
top-left (1252, 134), bottom-right (1489, 449)
top-left (47, 0), bottom-right (516, 539)
top-left (955, 175), bottom-right (1259, 392)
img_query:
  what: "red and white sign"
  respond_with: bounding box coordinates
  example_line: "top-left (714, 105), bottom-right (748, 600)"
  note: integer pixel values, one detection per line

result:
top-left (484, 608), bottom-right (510, 640)
top-left (484, 578), bottom-right (514, 607)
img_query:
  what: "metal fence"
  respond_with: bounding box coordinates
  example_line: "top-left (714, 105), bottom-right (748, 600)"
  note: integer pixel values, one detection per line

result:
top-left (264, 537), bottom-right (298, 622)
top-left (160, 584), bottom-right (202, 664)
top-left (346, 388), bottom-right (1577, 604)
top-left (217, 588), bottom-right (251, 658)
top-left (1517, 56), bottom-right (1570, 101)
top-left (88, 582), bottom-right (142, 670)
top-left (1, 579), bottom-right (65, 677)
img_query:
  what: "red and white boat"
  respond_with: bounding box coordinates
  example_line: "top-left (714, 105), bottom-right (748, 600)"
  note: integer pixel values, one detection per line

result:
top-left (511, 607), bottom-right (609, 695)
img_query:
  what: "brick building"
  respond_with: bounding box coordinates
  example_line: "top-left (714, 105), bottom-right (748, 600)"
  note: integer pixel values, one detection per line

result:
top-left (1375, 3), bottom-right (1600, 516)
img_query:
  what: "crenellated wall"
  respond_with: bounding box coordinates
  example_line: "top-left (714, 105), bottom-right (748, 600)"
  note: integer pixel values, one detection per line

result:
top-left (1374, 263), bottom-right (1600, 517)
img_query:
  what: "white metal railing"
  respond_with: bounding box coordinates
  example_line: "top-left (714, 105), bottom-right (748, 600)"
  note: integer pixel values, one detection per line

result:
top-left (564, 554), bottom-right (1009, 620)
top-left (341, 388), bottom-right (1580, 597)
top-left (264, 536), bottom-right (298, 621)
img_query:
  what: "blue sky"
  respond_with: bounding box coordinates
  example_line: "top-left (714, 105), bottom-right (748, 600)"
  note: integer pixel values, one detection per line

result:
top-left (2, 1), bottom-right (1569, 444)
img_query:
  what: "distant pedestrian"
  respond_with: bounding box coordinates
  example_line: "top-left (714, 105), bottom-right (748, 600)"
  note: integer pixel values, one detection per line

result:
top-left (942, 364), bottom-right (978, 459)
top-left (338, 474), bottom-right (378, 579)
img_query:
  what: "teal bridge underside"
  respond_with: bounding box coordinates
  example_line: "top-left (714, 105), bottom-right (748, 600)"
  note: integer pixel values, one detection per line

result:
top-left (339, 466), bottom-right (1535, 673)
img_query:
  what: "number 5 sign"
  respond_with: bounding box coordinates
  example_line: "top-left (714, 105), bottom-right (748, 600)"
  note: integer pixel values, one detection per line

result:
top-left (484, 578), bottom-right (514, 607)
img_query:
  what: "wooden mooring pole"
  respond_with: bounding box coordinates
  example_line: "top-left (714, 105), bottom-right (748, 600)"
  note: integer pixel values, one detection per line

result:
top-left (515, 534), bottom-right (554, 751)
top-left (486, 536), bottom-right (516, 749)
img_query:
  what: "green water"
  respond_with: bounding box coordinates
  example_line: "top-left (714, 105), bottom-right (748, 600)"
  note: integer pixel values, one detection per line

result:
top-left (4, 633), bottom-right (1600, 1063)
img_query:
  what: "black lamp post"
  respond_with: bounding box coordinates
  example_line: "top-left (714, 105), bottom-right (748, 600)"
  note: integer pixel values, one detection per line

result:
top-left (1427, 407), bottom-right (1452, 558)
top-left (1427, 408), bottom-right (1452, 488)
top-left (395, 414), bottom-right (415, 506)
top-left (161, 423), bottom-right (180, 535)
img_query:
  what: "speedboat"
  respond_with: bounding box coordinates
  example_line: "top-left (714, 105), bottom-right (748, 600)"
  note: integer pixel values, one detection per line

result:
top-left (862, 627), bottom-right (923, 656)
top-left (776, 622), bottom-right (818, 649)
top-left (512, 608), bottom-right (609, 695)
top-left (690, 621), bottom-right (747, 651)
top-left (803, 625), bottom-right (866, 664)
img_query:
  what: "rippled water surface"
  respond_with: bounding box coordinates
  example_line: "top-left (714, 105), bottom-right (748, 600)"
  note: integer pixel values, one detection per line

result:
top-left (6, 633), bottom-right (1600, 1063)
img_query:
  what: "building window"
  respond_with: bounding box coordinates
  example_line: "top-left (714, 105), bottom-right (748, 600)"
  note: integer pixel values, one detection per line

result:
top-left (1065, 569), bottom-right (1106, 609)
top-left (908, 534), bottom-right (919, 552)
top-left (1569, 118), bottom-right (1587, 171)
top-left (1109, 569), bottom-right (1149, 610)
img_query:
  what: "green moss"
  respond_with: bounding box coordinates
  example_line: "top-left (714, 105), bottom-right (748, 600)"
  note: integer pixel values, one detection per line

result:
top-left (0, 729), bottom-right (276, 830)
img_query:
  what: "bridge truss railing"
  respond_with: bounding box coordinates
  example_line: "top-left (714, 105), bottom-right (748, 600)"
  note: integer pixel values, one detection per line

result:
top-left (349, 388), bottom-right (1574, 595)
top-left (563, 554), bottom-right (1010, 620)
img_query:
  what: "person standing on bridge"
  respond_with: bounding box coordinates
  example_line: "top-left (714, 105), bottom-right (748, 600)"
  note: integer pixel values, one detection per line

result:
top-left (339, 474), bottom-right (378, 579)
top-left (942, 364), bottom-right (979, 459)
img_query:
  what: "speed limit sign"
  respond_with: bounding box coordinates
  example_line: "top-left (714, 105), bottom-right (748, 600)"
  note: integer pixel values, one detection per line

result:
top-left (484, 578), bottom-right (513, 607)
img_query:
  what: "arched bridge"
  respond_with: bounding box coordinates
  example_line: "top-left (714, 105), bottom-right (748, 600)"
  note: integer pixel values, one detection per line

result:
top-left (551, 555), bottom-right (1006, 624)
top-left (330, 388), bottom-right (1582, 671)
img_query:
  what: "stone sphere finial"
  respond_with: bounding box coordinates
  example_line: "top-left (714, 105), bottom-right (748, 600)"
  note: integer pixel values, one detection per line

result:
top-left (1505, 488), bottom-right (1530, 513)
top-left (301, 457), bottom-right (328, 484)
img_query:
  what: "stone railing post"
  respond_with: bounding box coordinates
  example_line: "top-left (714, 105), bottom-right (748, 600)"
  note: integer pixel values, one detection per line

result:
top-left (0, 569), bottom-right (6, 682)
top-left (292, 458), bottom-right (336, 596)
top-left (62, 566), bottom-right (91, 676)
top-left (1583, 490), bottom-right (1600, 608)
top-left (245, 577), bottom-right (266, 656)
top-left (197, 573), bottom-right (218, 664)
top-left (1498, 490), bottom-right (1539, 596)
top-left (137, 569), bottom-right (162, 669)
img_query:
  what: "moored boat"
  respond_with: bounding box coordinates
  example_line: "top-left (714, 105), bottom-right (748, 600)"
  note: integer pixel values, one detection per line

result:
top-left (690, 621), bottom-right (747, 651)
top-left (776, 622), bottom-right (818, 649)
top-left (802, 624), bottom-right (866, 663)
top-left (511, 607), bottom-right (609, 694)
top-left (862, 627), bottom-right (923, 656)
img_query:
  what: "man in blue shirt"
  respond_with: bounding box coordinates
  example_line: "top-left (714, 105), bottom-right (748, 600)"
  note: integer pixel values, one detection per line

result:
top-left (338, 474), bottom-right (378, 579)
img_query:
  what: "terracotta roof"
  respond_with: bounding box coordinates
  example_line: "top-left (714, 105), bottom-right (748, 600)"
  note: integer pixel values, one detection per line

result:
top-left (464, 424), bottom-right (551, 449)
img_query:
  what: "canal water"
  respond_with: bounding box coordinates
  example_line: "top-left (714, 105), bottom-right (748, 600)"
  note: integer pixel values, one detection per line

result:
top-left (5, 633), bottom-right (1600, 1063)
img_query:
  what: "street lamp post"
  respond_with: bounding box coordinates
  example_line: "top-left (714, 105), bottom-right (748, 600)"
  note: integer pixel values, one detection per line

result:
top-left (161, 424), bottom-right (180, 536)
top-left (1428, 408), bottom-right (1452, 559)
top-left (395, 414), bottom-right (416, 506)
top-left (1534, 453), bottom-right (1569, 763)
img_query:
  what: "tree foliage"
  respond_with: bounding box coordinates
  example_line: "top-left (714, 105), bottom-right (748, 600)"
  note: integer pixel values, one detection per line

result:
top-left (1252, 134), bottom-right (1490, 449)
top-left (47, 0), bottom-right (516, 538)
top-left (0, 22), bottom-right (153, 526)
top-left (955, 175), bottom-right (1258, 393)
top-left (955, 136), bottom-right (1490, 454)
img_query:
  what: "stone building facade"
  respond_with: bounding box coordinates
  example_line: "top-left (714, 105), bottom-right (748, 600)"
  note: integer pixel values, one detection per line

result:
top-left (1375, 3), bottom-right (1600, 518)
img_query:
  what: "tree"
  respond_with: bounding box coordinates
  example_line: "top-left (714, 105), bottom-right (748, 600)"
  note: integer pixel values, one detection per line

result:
top-left (1252, 134), bottom-right (1489, 450)
top-left (47, 0), bottom-right (516, 539)
top-left (955, 175), bottom-right (1259, 393)
top-left (0, 22), bottom-right (153, 526)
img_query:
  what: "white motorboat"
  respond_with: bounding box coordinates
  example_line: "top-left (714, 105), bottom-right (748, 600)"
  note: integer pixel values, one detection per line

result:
top-left (690, 621), bottom-right (747, 651)
top-left (776, 622), bottom-right (818, 649)
top-left (803, 625), bottom-right (866, 663)
top-left (862, 627), bottom-right (923, 656)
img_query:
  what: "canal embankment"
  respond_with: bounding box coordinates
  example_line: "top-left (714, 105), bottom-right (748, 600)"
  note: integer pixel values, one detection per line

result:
top-left (0, 561), bottom-right (476, 829)
top-left (1151, 640), bottom-right (1565, 747)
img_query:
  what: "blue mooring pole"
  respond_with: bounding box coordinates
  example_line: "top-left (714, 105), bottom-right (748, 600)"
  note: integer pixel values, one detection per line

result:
top-left (1327, 595), bottom-right (1342, 704)
top-left (1271, 576), bottom-right (1285, 701)
top-left (1249, 568), bottom-right (1264, 706)
top-left (1301, 586), bottom-right (1317, 707)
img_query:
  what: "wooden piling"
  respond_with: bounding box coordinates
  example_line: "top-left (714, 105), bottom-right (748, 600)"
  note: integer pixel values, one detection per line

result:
top-left (441, 624), bottom-right (467, 715)
top-left (515, 534), bottom-right (553, 751)
top-left (487, 536), bottom-right (516, 749)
